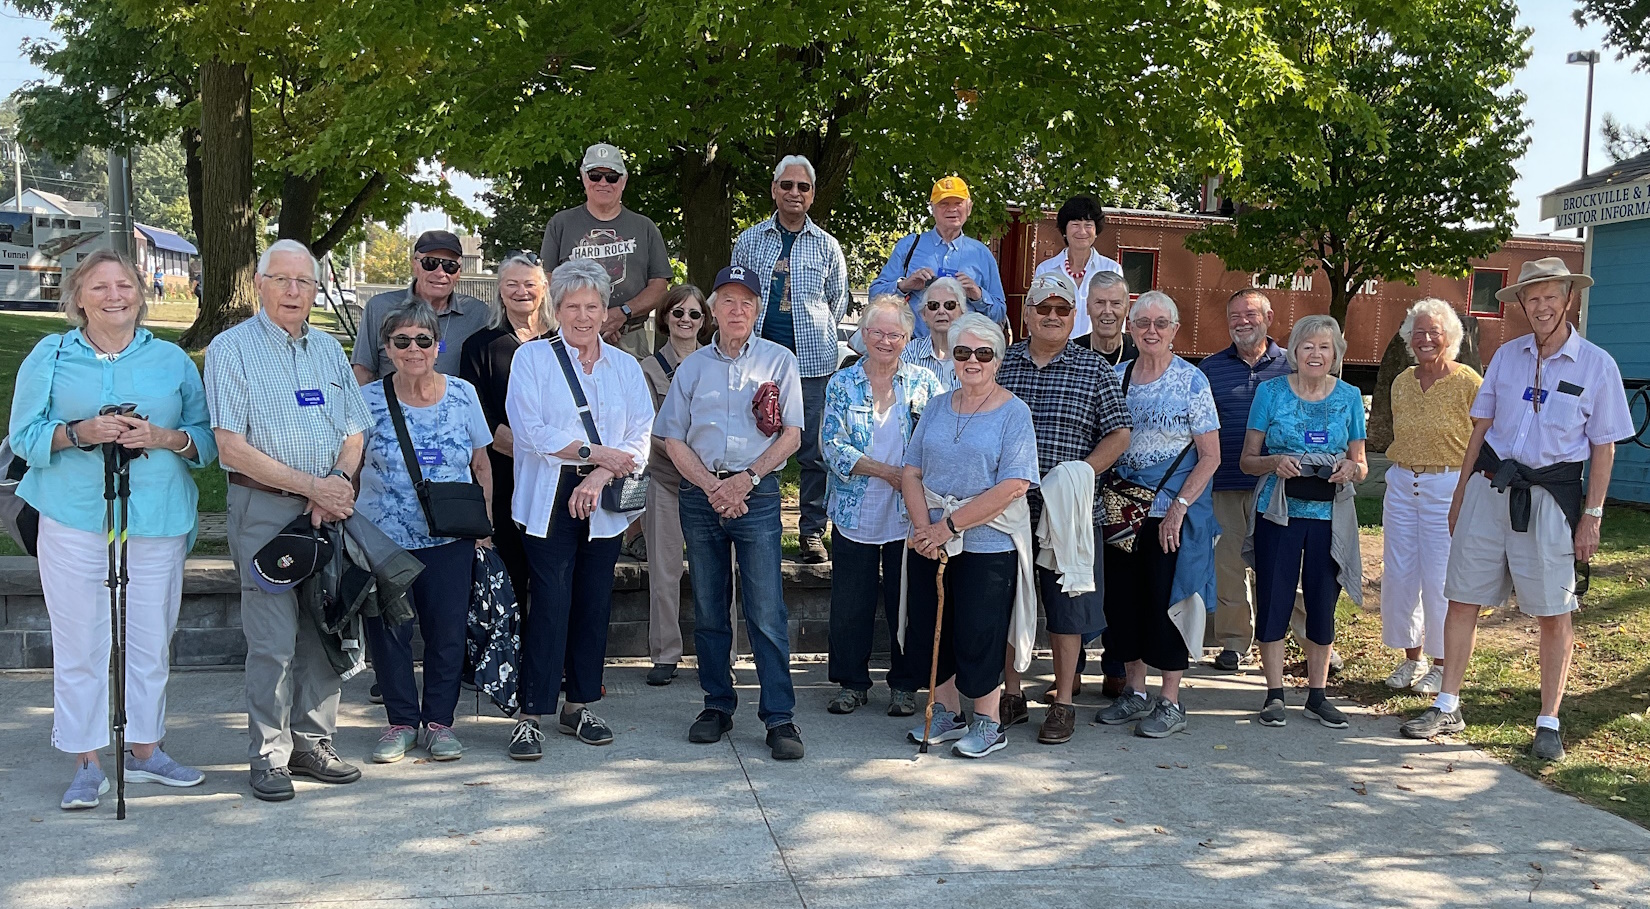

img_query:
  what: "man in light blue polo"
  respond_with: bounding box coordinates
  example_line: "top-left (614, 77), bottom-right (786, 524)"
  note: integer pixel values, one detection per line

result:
top-left (655, 264), bottom-right (806, 761)
top-left (869, 176), bottom-right (1006, 336)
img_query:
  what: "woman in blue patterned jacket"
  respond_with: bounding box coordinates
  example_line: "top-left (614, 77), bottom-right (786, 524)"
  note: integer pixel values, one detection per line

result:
top-left (821, 295), bottom-right (944, 717)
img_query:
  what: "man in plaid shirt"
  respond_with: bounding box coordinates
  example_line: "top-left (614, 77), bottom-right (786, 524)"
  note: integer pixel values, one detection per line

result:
top-left (731, 155), bottom-right (851, 564)
top-left (995, 271), bottom-right (1132, 745)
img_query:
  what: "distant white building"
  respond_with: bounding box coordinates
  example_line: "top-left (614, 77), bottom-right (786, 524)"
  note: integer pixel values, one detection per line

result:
top-left (0, 188), bottom-right (104, 218)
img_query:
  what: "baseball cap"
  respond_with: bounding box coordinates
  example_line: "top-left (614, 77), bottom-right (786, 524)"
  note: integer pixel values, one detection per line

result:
top-left (413, 230), bottom-right (463, 256)
top-left (1027, 272), bottom-right (1078, 306)
top-left (930, 176), bottom-right (971, 203)
top-left (250, 515), bottom-right (334, 594)
top-left (581, 143), bottom-right (628, 176)
top-left (712, 264), bottom-right (763, 298)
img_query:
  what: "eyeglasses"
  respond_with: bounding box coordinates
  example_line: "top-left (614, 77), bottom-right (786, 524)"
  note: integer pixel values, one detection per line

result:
top-left (586, 171), bottom-right (622, 184)
top-left (670, 308), bottom-right (703, 320)
top-left (952, 346), bottom-right (997, 363)
top-left (864, 328), bottom-right (906, 342)
top-left (926, 299), bottom-right (960, 312)
top-left (417, 256), bottom-right (461, 275)
top-left (1131, 317), bottom-right (1176, 331)
top-left (778, 180), bottom-right (813, 193)
top-left (1410, 329), bottom-right (1444, 340)
top-left (503, 250), bottom-right (541, 266)
top-left (264, 275), bottom-right (318, 292)
top-left (1031, 302), bottom-right (1075, 316)
top-left (390, 334), bottom-right (437, 349)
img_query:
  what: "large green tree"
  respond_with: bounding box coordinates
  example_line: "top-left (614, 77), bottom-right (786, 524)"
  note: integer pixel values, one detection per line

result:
top-left (1187, 0), bottom-right (1530, 326)
top-left (1575, 0), bottom-right (1650, 69)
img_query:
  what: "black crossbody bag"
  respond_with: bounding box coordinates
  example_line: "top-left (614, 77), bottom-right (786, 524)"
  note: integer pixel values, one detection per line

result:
top-left (382, 378), bottom-right (493, 539)
top-left (551, 336), bottom-right (647, 514)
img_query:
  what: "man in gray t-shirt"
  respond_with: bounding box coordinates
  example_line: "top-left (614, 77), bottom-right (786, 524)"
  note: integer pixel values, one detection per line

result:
top-left (540, 143), bottom-right (672, 357)
top-left (352, 229), bottom-right (489, 383)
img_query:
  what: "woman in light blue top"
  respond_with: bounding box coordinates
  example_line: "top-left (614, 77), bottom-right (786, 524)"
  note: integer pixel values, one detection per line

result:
top-left (357, 300), bottom-right (494, 764)
top-left (9, 250), bottom-right (216, 809)
top-left (821, 295), bottom-right (944, 717)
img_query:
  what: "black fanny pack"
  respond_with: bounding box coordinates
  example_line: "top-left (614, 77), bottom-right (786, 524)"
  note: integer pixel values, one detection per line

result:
top-left (1285, 475), bottom-right (1337, 502)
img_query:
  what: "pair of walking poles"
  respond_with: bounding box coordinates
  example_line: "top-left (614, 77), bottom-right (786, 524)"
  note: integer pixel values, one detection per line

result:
top-left (101, 403), bottom-right (137, 820)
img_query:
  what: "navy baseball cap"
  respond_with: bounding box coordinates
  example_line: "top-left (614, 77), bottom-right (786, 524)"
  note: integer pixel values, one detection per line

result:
top-left (251, 515), bottom-right (334, 594)
top-left (413, 229), bottom-right (463, 256)
top-left (713, 264), bottom-right (763, 298)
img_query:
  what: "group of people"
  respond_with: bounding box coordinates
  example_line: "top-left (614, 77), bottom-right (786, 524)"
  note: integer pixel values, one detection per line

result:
top-left (11, 140), bottom-right (1630, 810)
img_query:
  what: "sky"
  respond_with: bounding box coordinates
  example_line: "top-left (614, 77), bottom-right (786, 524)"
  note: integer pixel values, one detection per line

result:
top-left (3, 3), bottom-right (1648, 237)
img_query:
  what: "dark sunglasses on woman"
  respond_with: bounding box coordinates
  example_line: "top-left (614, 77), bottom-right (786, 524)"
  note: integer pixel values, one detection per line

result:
top-left (670, 308), bottom-right (704, 320)
top-left (926, 299), bottom-right (960, 312)
top-left (418, 256), bottom-right (461, 275)
top-left (390, 334), bottom-right (437, 349)
top-left (952, 346), bottom-right (996, 363)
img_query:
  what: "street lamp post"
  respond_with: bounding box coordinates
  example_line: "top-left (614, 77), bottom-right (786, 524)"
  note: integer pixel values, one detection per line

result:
top-left (1567, 50), bottom-right (1600, 238)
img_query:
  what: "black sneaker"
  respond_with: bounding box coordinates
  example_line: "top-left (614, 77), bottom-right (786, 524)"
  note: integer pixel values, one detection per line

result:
top-left (689, 709), bottom-right (733, 743)
top-left (1258, 698), bottom-right (1288, 727)
top-left (508, 718), bottom-right (544, 760)
top-left (766, 723), bottom-right (805, 760)
top-left (369, 683), bottom-right (384, 704)
top-left (1399, 706), bottom-right (1465, 739)
top-left (1530, 727), bottom-right (1565, 761)
top-left (1213, 649), bottom-right (1241, 671)
top-left (287, 741), bottom-right (361, 784)
top-left (559, 707), bottom-right (614, 746)
top-left (250, 766), bottom-right (295, 802)
top-left (797, 535), bottom-right (830, 564)
top-left (1304, 700), bottom-right (1350, 729)
top-left (646, 663), bottom-right (678, 686)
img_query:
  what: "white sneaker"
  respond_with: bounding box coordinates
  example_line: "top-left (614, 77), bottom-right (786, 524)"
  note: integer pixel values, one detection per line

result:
top-left (1384, 659), bottom-right (1425, 689)
top-left (1411, 664), bottom-right (1444, 694)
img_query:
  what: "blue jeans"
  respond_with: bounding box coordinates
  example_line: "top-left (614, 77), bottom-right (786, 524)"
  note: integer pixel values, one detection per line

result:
top-left (679, 476), bottom-right (795, 728)
top-left (798, 375), bottom-right (829, 540)
top-left (364, 539), bottom-right (475, 729)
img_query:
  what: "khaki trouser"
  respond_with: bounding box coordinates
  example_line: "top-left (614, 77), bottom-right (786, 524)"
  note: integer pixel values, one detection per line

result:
top-left (644, 470), bottom-right (687, 664)
top-left (228, 484), bottom-right (342, 770)
top-left (615, 321), bottom-right (657, 359)
top-left (1210, 489), bottom-right (1310, 653)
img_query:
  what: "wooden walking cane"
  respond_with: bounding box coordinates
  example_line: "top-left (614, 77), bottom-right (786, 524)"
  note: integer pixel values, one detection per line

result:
top-left (918, 551), bottom-right (950, 753)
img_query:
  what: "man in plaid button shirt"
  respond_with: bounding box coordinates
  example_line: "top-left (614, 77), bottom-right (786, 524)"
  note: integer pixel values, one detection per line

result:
top-left (731, 155), bottom-right (851, 564)
top-left (996, 271), bottom-right (1132, 744)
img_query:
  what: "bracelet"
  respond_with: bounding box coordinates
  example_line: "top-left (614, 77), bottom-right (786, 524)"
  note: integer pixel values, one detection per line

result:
top-left (171, 432), bottom-right (194, 454)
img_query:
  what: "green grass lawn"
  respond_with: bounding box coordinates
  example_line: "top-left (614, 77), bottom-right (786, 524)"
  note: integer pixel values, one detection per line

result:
top-left (1335, 505), bottom-right (1650, 828)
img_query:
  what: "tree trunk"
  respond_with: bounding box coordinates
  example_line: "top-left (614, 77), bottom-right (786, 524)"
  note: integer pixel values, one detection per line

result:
top-left (1365, 313), bottom-right (1481, 455)
top-left (277, 169), bottom-right (325, 248)
top-left (777, 109), bottom-right (861, 226)
top-left (679, 146), bottom-right (734, 292)
top-left (181, 60), bottom-right (258, 348)
top-left (311, 172), bottom-right (386, 258)
top-left (181, 124), bottom-right (203, 244)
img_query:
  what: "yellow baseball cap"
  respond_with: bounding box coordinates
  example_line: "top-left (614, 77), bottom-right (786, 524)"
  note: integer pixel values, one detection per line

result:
top-left (930, 176), bottom-right (971, 203)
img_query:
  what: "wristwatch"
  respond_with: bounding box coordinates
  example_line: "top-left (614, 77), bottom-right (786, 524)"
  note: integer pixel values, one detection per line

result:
top-left (744, 467), bottom-right (761, 486)
top-left (619, 304), bottom-right (634, 319)
top-left (1175, 496), bottom-right (1191, 509)
top-left (65, 420), bottom-right (93, 451)
top-left (327, 468), bottom-right (352, 482)
top-left (578, 443), bottom-right (592, 460)
top-left (1584, 506), bottom-right (1605, 519)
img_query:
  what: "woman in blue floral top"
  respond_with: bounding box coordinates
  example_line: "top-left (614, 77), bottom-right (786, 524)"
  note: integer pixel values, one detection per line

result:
top-left (357, 301), bottom-right (494, 764)
top-left (821, 296), bottom-right (945, 717)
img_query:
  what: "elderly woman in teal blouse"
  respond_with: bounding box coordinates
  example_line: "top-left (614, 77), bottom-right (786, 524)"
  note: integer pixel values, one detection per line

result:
top-left (820, 295), bottom-right (944, 717)
top-left (9, 249), bottom-right (216, 811)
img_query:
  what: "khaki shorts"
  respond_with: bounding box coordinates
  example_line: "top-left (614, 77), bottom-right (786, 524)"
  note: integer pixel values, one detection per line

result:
top-left (1443, 473), bottom-right (1578, 617)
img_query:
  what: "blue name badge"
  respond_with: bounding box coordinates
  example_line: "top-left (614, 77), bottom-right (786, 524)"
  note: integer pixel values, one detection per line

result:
top-left (438, 340), bottom-right (447, 354)
top-left (415, 448), bottom-right (445, 467)
top-left (1522, 386), bottom-right (1549, 404)
top-left (1304, 430), bottom-right (1328, 445)
top-left (295, 389), bottom-right (325, 407)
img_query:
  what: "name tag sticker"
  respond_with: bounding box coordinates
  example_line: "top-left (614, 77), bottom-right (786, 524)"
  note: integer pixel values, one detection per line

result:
top-left (1304, 430), bottom-right (1328, 445)
top-left (415, 448), bottom-right (445, 467)
top-left (295, 389), bottom-right (325, 407)
top-left (1557, 381), bottom-right (1584, 396)
top-left (438, 340), bottom-right (446, 354)
top-left (1522, 387), bottom-right (1550, 404)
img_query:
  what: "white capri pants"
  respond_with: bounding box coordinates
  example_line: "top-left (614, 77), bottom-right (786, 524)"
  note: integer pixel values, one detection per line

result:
top-left (38, 514), bottom-right (187, 754)
top-left (1380, 466), bottom-right (1456, 658)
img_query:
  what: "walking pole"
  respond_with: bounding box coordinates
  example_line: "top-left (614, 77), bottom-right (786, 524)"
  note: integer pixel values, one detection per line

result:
top-left (918, 551), bottom-right (949, 753)
top-left (113, 443), bottom-right (132, 820)
top-left (101, 438), bottom-right (128, 819)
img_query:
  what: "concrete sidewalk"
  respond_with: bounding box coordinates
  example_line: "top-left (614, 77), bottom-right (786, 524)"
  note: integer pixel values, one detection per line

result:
top-left (1, 662), bottom-right (1646, 909)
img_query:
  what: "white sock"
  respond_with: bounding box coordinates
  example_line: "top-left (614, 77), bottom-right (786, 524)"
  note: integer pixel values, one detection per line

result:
top-left (1433, 692), bottom-right (1460, 714)
top-left (1535, 715), bottom-right (1560, 731)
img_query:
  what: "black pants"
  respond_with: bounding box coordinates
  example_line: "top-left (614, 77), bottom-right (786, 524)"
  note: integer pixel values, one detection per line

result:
top-left (903, 549), bottom-right (1017, 699)
top-left (827, 533), bottom-right (917, 693)
top-left (364, 539), bottom-right (475, 729)
top-left (518, 469), bottom-right (622, 715)
top-left (487, 449), bottom-right (530, 602)
top-left (1101, 519), bottom-right (1188, 672)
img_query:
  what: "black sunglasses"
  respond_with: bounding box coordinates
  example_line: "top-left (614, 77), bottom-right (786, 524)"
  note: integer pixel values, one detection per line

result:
top-left (670, 308), bottom-right (704, 320)
top-left (586, 171), bottom-right (622, 184)
top-left (778, 180), bottom-right (813, 193)
top-left (1575, 561), bottom-right (1591, 598)
top-left (418, 256), bottom-right (461, 275)
top-left (953, 346), bottom-right (997, 363)
top-left (926, 299), bottom-right (960, 312)
top-left (503, 250), bottom-right (540, 266)
top-left (390, 334), bottom-right (437, 349)
top-left (1031, 302), bottom-right (1074, 316)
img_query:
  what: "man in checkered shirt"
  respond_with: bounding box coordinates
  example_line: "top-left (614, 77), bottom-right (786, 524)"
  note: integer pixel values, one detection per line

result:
top-left (995, 271), bottom-right (1131, 745)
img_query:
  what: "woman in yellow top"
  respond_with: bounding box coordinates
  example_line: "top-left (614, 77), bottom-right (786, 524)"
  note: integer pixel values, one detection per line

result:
top-left (1381, 299), bottom-right (1481, 695)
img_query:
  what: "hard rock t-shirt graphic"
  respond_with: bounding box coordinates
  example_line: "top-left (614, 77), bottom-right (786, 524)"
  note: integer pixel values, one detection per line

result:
top-left (570, 228), bottom-right (637, 289)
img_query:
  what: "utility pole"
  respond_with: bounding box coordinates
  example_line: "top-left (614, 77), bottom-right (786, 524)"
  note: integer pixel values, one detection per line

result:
top-left (2, 128), bottom-right (21, 211)
top-left (1567, 50), bottom-right (1600, 239)
top-left (105, 104), bottom-right (135, 258)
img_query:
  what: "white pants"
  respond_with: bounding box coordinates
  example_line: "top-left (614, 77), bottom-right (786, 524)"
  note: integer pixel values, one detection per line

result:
top-left (38, 515), bottom-right (187, 754)
top-left (1380, 466), bottom-right (1455, 657)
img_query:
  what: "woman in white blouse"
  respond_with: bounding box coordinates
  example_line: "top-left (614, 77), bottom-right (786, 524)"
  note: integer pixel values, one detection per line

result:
top-left (504, 258), bottom-right (654, 759)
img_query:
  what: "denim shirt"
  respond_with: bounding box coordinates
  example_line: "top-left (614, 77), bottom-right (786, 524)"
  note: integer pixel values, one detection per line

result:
top-left (10, 329), bottom-right (217, 539)
top-left (821, 363), bottom-right (944, 532)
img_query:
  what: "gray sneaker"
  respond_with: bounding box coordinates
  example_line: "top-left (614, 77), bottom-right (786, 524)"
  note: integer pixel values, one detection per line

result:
top-left (1258, 698), bottom-right (1288, 727)
top-left (887, 689), bottom-right (918, 717)
top-left (124, 747), bottom-right (205, 787)
top-left (372, 725), bottom-right (419, 763)
top-left (1096, 688), bottom-right (1153, 725)
top-left (1400, 706), bottom-right (1466, 739)
top-left (907, 705), bottom-right (968, 745)
top-left (420, 723), bottom-right (464, 761)
top-left (951, 717), bottom-right (1008, 758)
top-left (826, 686), bottom-right (869, 714)
top-left (1135, 698), bottom-right (1188, 738)
top-left (1305, 700), bottom-right (1350, 729)
top-left (1530, 726), bottom-right (1565, 761)
top-left (61, 760), bottom-right (109, 810)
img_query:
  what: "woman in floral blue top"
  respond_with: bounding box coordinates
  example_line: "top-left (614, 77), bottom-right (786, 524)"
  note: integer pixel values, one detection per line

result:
top-left (821, 296), bottom-right (944, 717)
top-left (357, 301), bottom-right (494, 764)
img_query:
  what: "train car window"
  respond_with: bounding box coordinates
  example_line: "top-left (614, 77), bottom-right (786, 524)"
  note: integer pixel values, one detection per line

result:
top-left (1119, 248), bottom-right (1159, 297)
top-left (1470, 269), bottom-right (1506, 318)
